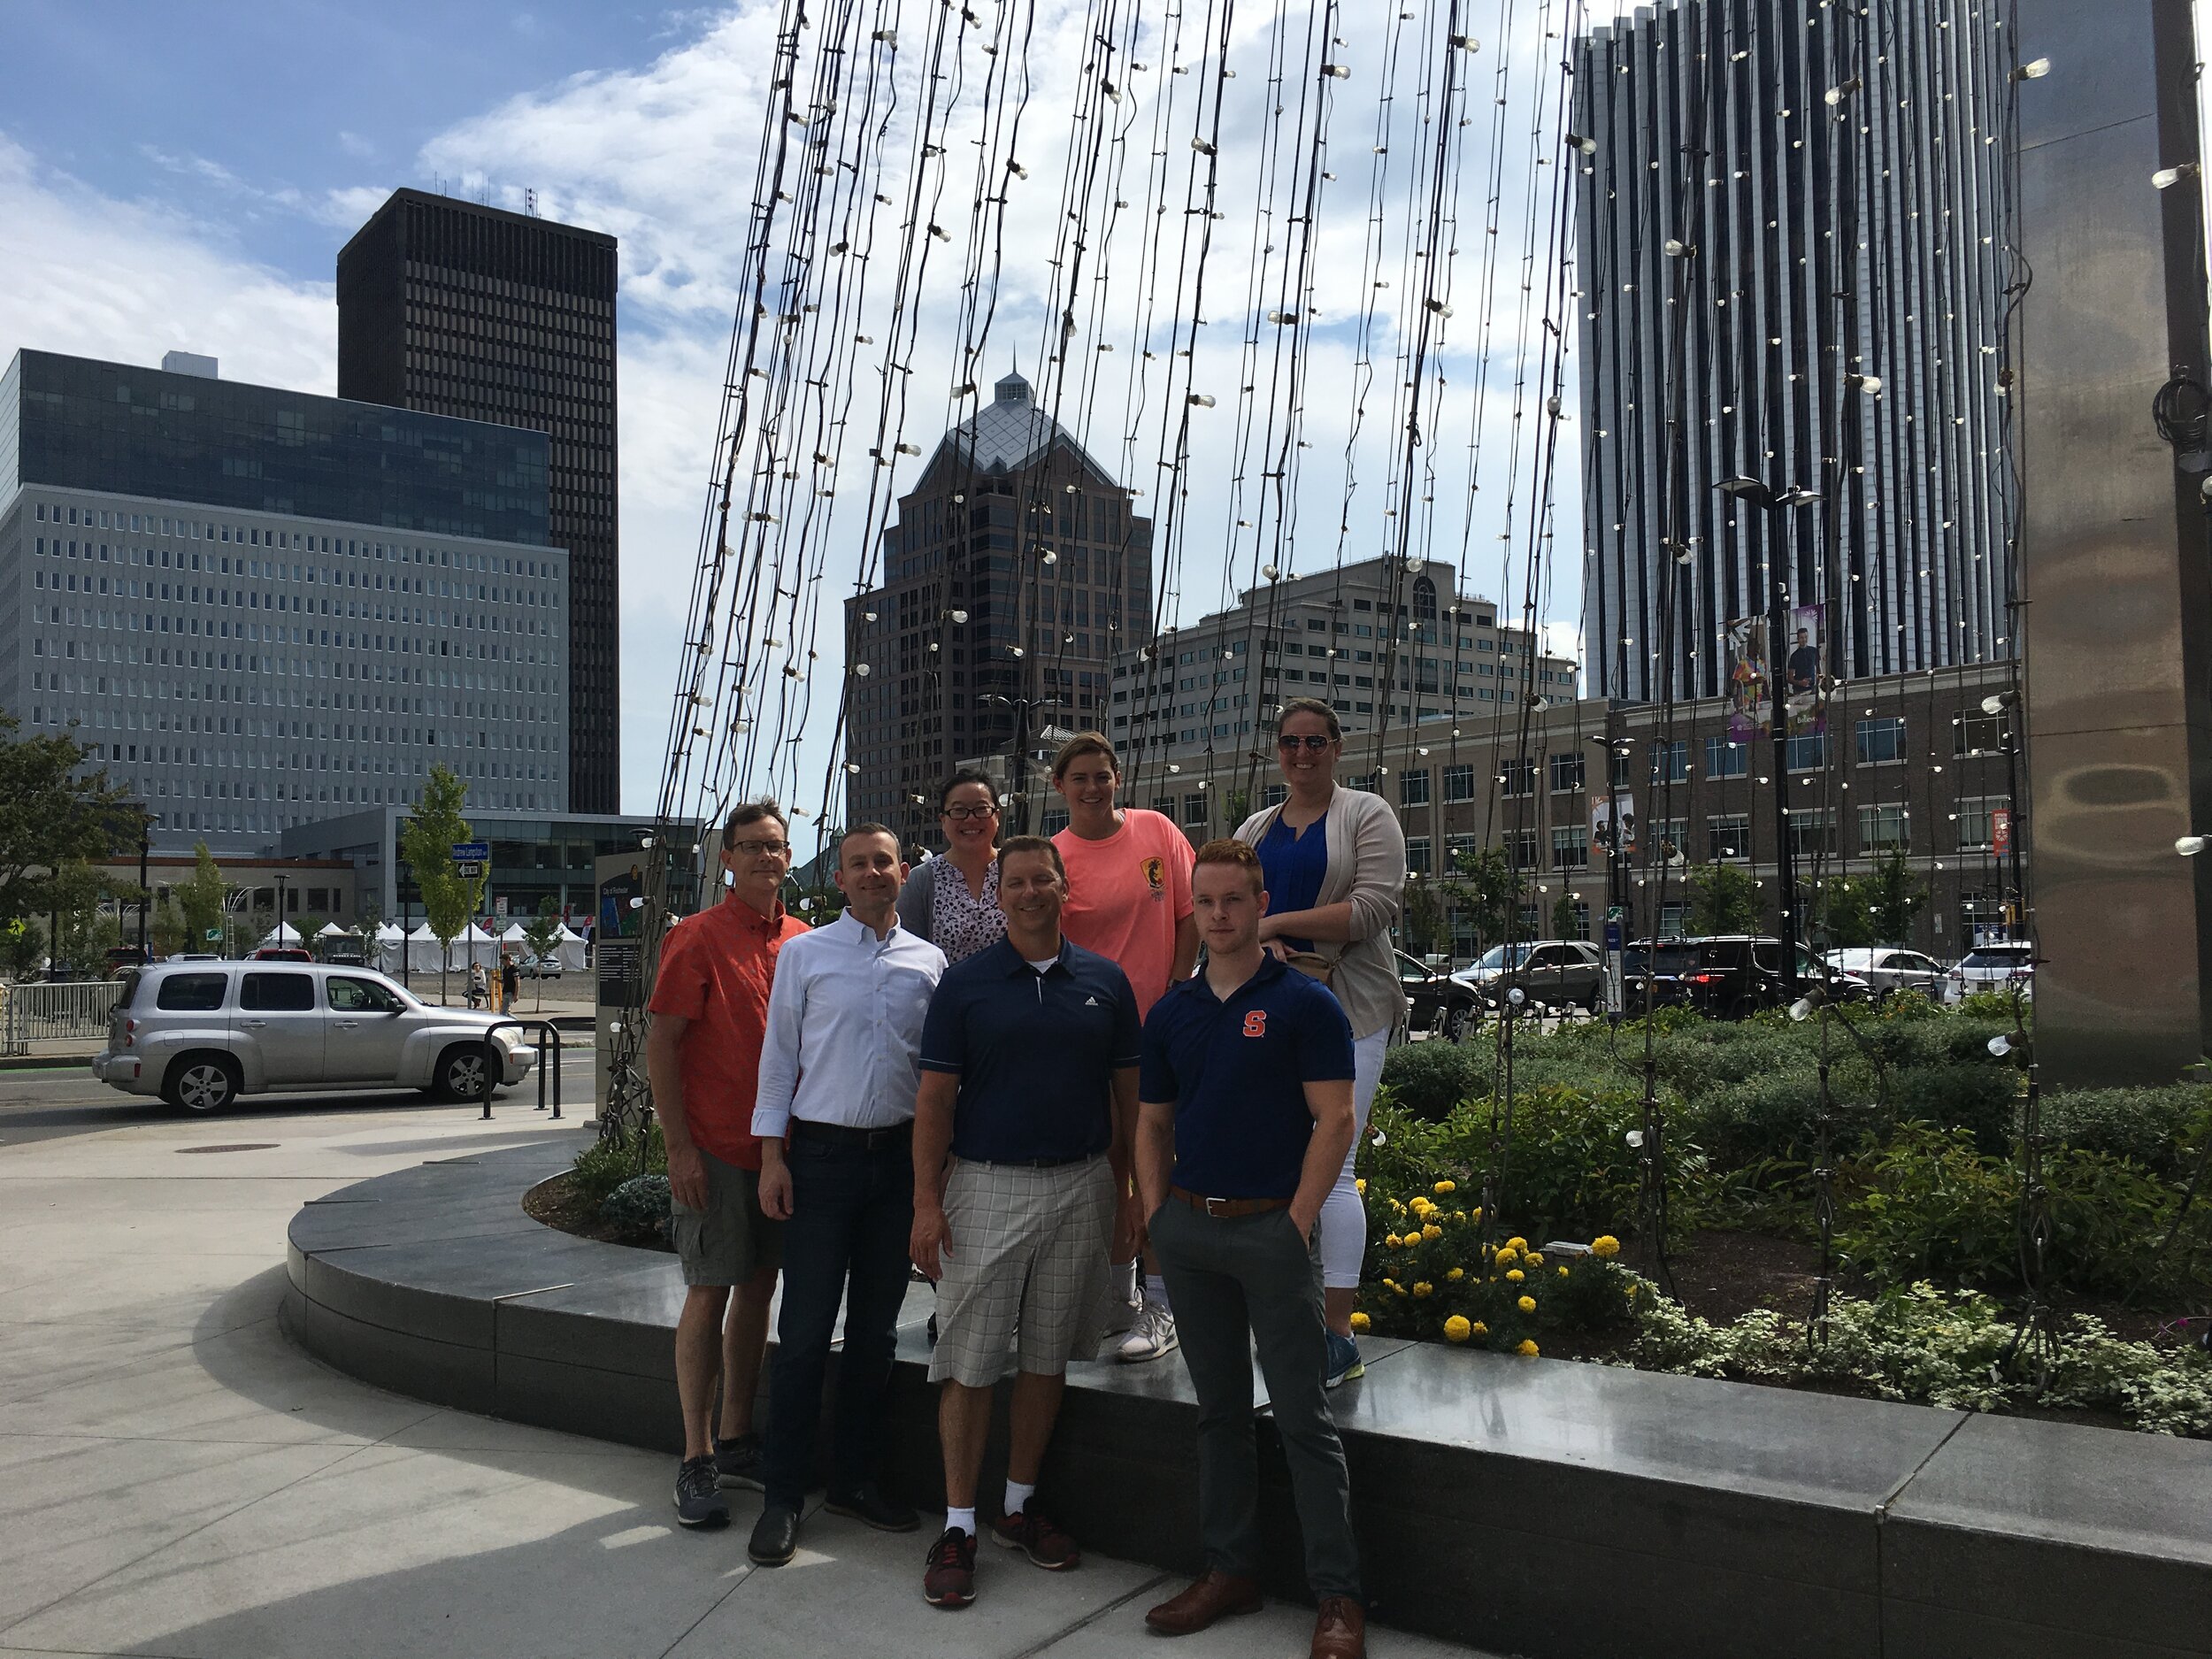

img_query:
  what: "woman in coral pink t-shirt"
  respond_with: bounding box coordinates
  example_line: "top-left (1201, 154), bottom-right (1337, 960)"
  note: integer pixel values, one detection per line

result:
top-left (1050, 732), bottom-right (1196, 1363)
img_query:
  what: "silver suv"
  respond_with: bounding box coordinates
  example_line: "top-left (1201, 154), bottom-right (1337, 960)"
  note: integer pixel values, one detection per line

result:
top-left (92, 961), bottom-right (534, 1112)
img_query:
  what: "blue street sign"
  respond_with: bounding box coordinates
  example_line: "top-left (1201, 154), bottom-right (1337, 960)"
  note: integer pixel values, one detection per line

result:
top-left (1604, 922), bottom-right (1624, 950)
top-left (451, 841), bottom-right (489, 861)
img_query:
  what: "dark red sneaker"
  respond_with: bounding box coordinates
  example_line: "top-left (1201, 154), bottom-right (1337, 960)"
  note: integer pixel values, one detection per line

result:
top-left (990, 1506), bottom-right (1080, 1570)
top-left (923, 1526), bottom-right (977, 1608)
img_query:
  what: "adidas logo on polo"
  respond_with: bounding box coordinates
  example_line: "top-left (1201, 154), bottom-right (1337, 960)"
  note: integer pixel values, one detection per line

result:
top-left (1084, 995), bottom-right (1101, 1006)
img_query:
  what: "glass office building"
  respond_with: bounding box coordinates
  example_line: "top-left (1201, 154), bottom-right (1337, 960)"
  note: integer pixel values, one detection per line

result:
top-left (0, 349), bottom-right (570, 855)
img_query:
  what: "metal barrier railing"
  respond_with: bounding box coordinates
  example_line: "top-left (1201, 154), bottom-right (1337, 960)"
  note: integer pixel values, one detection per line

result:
top-left (1, 979), bottom-right (127, 1056)
top-left (472, 1019), bottom-right (565, 1121)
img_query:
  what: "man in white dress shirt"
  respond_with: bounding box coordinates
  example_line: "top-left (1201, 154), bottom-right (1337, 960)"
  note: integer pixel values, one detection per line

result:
top-left (747, 825), bottom-right (948, 1566)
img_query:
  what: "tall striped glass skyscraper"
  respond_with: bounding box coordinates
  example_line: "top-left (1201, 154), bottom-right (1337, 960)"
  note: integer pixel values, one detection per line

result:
top-left (1572, 0), bottom-right (2016, 703)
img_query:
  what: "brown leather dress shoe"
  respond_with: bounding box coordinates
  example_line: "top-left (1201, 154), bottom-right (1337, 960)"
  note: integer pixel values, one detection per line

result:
top-left (1311, 1595), bottom-right (1367, 1659)
top-left (1144, 1570), bottom-right (1263, 1635)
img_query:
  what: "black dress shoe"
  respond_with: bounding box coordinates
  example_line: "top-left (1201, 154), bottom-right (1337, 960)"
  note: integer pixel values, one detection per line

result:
top-left (825, 1484), bottom-right (920, 1532)
top-left (748, 1502), bottom-right (800, 1566)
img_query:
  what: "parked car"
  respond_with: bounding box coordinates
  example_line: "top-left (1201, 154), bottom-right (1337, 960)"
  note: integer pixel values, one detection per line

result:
top-left (1453, 939), bottom-right (1605, 1011)
top-left (518, 953), bottom-right (564, 979)
top-left (1946, 941), bottom-right (2034, 1003)
top-left (1396, 950), bottom-right (1481, 1040)
top-left (1824, 947), bottom-right (1947, 1000)
top-left (1624, 935), bottom-right (1870, 1019)
top-left (104, 946), bottom-right (152, 977)
top-left (319, 942), bottom-right (368, 967)
top-left (91, 961), bottom-right (534, 1112)
top-left (251, 946), bottom-right (314, 963)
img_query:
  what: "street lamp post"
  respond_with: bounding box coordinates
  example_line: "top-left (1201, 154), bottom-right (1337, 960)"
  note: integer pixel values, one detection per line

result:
top-left (978, 690), bottom-right (1069, 836)
top-left (1717, 476), bottom-right (1825, 1001)
top-left (1586, 731), bottom-right (1635, 1014)
top-left (274, 874), bottom-right (289, 951)
top-left (137, 810), bottom-right (157, 960)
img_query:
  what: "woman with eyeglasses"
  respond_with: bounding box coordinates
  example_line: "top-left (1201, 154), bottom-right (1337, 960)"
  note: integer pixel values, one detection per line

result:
top-left (1234, 696), bottom-right (1406, 1391)
top-left (895, 768), bottom-right (1008, 964)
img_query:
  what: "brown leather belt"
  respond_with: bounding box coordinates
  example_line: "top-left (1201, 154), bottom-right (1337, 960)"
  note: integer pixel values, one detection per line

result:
top-left (1170, 1186), bottom-right (1292, 1218)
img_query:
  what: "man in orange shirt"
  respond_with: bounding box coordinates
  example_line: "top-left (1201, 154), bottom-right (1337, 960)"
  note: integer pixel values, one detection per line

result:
top-left (1052, 733), bottom-right (1196, 1363)
top-left (645, 800), bottom-right (810, 1530)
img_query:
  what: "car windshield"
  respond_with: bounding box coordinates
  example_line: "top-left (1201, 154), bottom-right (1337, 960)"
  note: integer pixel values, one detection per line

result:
top-left (1471, 944), bottom-right (1533, 972)
top-left (1624, 942), bottom-right (1697, 975)
top-left (1962, 949), bottom-right (2029, 969)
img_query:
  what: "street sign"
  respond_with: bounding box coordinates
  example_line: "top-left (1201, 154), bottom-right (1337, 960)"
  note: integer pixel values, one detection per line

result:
top-left (204, 928), bottom-right (221, 941)
top-left (1604, 921), bottom-right (1624, 950)
top-left (1991, 809), bottom-right (2012, 856)
top-left (451, 841), bottom-right (488, 879)
top-left (495, 895), bottom-right (509, 918)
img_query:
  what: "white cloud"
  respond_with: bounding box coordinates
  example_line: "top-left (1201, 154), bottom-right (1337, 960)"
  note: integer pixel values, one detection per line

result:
top-left (338, 131), bottom-right (378, 160)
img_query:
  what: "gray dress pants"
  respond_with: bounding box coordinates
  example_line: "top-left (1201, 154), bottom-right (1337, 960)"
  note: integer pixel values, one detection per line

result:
top-left (1149, 1194), bottom-right (1362, 1601)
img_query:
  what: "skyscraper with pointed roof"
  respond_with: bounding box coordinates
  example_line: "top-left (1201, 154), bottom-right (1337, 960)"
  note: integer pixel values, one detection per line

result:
top-left (843, 371), bottom-right (1152, 850)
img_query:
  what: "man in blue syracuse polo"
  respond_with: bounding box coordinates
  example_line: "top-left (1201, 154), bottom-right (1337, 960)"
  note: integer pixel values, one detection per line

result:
top-left (1134, 837), bottom-right (1366, 1659)
top-left (908, 835), bottom-right (1143, 1609)
top-left (745, 824), bottom-right (947, 1567)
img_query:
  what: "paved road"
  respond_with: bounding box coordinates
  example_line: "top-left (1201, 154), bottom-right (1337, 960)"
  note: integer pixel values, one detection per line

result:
top-left (0, 1067), bottom-right (1497, 1659)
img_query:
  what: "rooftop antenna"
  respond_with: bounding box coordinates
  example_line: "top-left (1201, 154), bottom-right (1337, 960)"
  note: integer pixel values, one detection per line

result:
top-left (525, 188), bottom-right (539, 218)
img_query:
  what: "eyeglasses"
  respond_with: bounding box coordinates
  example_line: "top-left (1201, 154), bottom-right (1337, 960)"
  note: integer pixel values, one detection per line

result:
top-left (941, 803), bottom-right (1000, 820)
top-left (728, 839), bottom-right (792, 858)
top-left (1277, 734), bottom-right (1335, 752)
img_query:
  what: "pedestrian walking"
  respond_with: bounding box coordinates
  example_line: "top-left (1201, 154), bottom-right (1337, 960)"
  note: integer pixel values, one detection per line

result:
top-left (643, 801), bottom-right (809, 1530)
top-left (467, 961), bottom-right (488, 1010)
top-left (1235, 697), bottom-right (1407, 1388)
top-left (499, 954), bottom-right (519, 1012)
top-left (1135, 838), bottom-right (1366, 1659)
top-left (909, 837), bottom-right (1143, 1609)
top-left (746, 826), bottom-right (947, 1566)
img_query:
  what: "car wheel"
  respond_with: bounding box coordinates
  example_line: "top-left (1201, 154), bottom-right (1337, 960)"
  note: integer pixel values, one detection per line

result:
top-left (1726, 995), bottom-right (1759, 1022)
top-left (434, 1045), bottom-right (494, 1103)
top-left (163, 1053), bottom-right (241, 1113)
top-left (1442, 1003), bottom-right (1469, 1042)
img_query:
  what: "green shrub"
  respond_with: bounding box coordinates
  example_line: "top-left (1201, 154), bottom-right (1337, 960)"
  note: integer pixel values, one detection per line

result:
top-left (2040, 1087), bottom-right (2212, 1179)
top-left (1379, 1041), bottom-right (1486, 1122)
top-left (600, 1172), bottom-right (672, 1240)
top-left (572, 1125), bottom-right (666, 1208)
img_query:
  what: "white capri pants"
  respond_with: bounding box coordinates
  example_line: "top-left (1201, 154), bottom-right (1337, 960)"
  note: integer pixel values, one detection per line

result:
top-left (1317, 1028), bottom-right (1389, 1290)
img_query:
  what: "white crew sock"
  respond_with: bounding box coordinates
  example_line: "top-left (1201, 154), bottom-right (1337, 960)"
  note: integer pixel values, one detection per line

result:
top-left (1112, 1258), bottom-right (1139, 1304)
top-left (1144, 1273), bottom-right (1171, 1312)
top-left (945, 1506), bottom-right (978, 1538)
top-left (1003, 1479), bottom-right (1036, 1518)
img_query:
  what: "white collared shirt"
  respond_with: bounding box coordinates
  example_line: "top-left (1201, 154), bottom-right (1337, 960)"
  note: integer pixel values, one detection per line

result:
top-left (752, 910), bottom-right (947, 1137)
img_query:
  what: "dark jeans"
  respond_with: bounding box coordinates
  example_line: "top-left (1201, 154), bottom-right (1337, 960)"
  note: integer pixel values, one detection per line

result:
top-left (760, 1126), bottom-right (916, 1510)
top-left (1150, 1195), bottom-right (1362, 1601)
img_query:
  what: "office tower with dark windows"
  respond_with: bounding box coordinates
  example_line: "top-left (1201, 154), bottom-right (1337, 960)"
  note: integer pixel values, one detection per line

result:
top-left (843, 370), bottom-right (1154, 853)
top-left (1573, 0), bottom-right (2015, 703)
top-left (336, 188), bottom-right (620, 813)
top-left (0, 348), bottom-right (569, 856)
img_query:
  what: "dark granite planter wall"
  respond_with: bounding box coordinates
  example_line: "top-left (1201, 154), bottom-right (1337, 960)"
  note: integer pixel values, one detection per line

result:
top-left (284, 1141), bottom-right (2212, 1659)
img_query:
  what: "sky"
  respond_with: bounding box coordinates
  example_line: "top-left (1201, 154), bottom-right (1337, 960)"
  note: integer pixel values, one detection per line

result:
top-left (0, 0), bottom-right (2135, 826)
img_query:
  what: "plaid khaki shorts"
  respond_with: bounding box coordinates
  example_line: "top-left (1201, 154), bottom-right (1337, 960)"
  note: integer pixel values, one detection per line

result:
top-left (926, 1154), bottom-right (1116, 1387)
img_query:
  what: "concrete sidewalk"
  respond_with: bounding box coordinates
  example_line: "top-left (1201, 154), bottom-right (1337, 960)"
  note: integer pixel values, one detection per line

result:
top-left (0, 1081), bottom-right (1499, 1659)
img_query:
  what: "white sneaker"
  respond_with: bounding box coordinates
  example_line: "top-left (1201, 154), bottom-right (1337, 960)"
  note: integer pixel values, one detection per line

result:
top-left (1100, 1295), bottom-right (1140, 1339)
top-left (1116, 1299), bottom-right (1179, 1363)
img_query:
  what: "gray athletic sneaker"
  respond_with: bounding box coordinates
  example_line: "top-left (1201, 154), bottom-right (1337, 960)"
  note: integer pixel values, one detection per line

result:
top-left (674, 1455), bottom-right (731, 1528)
top-left (714, 1431), bottom-right (765, 1491)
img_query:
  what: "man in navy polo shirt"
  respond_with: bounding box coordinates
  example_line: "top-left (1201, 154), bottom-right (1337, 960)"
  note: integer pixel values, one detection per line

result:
top-left (909, 835), bottom-right (1142, 1610)
top-left (1135, 839), bottom-right (1365, 1659)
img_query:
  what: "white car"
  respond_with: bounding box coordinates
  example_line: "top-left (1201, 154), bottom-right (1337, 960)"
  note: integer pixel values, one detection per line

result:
top-left (1823, 948), bottom-right (1949, 999)
top-left (516, 953), bottom-right (564, 979)
top-left (92, 961), bottom-right (534, 1111)
top-left (1945, 942), bottom-right (2034, 1004)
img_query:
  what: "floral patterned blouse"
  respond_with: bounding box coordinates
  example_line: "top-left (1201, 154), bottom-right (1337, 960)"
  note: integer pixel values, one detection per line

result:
top-left (931, 857), bottom-right (1006, 964)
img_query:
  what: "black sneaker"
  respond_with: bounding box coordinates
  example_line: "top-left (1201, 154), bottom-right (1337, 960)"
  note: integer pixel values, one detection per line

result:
top-left (923, 1525), bottom-right (978, 1608)
top-left (826, 1483), bottom-right (920, 1532)
top-left (714, 1432), bottom-right (765, 1492)
top-left (748, 1502), bottom-right (800, 1566)
top-left (674, 1455), bottom-right (730, 1528)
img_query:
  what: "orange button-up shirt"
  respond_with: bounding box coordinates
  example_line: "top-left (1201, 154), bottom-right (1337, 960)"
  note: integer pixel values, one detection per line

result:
top-left (647, 892), bottom-right (810, 1170)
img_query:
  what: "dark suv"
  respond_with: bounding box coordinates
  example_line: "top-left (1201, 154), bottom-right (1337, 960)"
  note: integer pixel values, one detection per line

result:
top-left (1624, 936), bottom-right (1863, 1019)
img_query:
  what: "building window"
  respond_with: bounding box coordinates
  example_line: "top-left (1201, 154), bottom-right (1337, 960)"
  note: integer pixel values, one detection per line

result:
top-left (1402, 768), bottom-right (1431, 807)
top-left (1787, 809), bottom-right (1837, 859)
top-left (1262, 783), bottom-right (1288, 809)
top-left (1855, 717), bottom-right (1908, 764)
top-left (1559, 895), bottom-right (1591, 940)
top-left (1443, 764), bottom-right (1475, 803)
top-left (1445, 833), bottom-right (1477, 874)
top-left (1956, 796), bottom-right (1996, 851)
top-left (1954, 711), bottom-right (2005, 756)
top-left (1182, 793), bottom-right (1208, 827)
top-left (1406, 836), bottom-right (1432, 876)
top-left (1652, 819), bottom-right (1687, 864)
top-left (1500, 758), bottom-right (1536, 797)
top-left (1041, 808), bottom-right (1070, 835)
top-left (1548, 752), bottom-right (1585, 793)
top-left (1507, 829), bottom-right (1540, 870)
top-left (1858, 803), bottom-right (1910, 853)
top-left (1704, 736), bottom-right (1748, 779)
top-left (1648, 739), bottom-right (1687, 784)
top-left (1785, 732), bottom-right (1826, 772)
top-left (1551, 826), bottom-right (1590, 870)
top-left (1707, 814), bottom-right (1751, 861)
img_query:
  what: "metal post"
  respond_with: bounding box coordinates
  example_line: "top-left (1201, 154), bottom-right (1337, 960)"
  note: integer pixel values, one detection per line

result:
top-left (1767, 579), bottom-right (1801, 1002)
top-left (137, 811), bottom-right (151, 960)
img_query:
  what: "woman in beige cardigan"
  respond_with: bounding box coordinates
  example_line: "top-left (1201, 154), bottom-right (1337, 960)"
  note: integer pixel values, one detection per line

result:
top-left (1234, 697), bottom-right (1407, 1389)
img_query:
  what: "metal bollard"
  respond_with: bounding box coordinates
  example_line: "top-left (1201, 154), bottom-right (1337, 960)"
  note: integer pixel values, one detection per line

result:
top-left (480, 1027), bottom-right (502, 1121)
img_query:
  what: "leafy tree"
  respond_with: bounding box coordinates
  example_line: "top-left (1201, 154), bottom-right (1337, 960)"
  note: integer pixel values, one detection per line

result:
top-left (45, 860), bottom-right (122, 974)
top-left (150, 902), bottom-right (186, 960)
top-left (400, 765), bottom-right (484, 1002)
top-left (175, 844), bottom-right (228, 955)
top-left (0, 711), bottom-right (134, 926)
top-left (1687, 862), bottom-right (1764, 935)
top-left (298, 915), bottom-right (328, 956)
top-left (521, 896), bottom-right (565, 1011)
top-left (350, 895), bottom-right (383, 965)
top-left (1401, 874), bottom-right (1448, 958)
top-left (1550, 888), bottom-right (1584, 941)
top-left (1821, 851), bottom-right (1930, 948)
top-left (2, 916), bottom-right (43, 980)
top-left (1443, 844), bottom-right (1520, 956)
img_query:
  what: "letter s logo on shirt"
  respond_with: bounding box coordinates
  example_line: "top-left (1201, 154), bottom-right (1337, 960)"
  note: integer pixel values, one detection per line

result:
top-left (1240, 1010), bottom-right (1267, 1039)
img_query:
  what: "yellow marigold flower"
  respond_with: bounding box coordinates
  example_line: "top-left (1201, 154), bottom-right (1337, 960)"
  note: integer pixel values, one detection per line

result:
top-left (1471, 1321), bottom-right (1488, 1336)
top-left (1507, 1236), bottom-right (1528, 1251)
top-left (1526, 1253), bottom-right (1544, 1267)
top-left (1383, 1233), bottom-right (1401, 1248)
top-left (1517, 1339), bottom-right (1540, 1357)
top-left (1433, 1179), bottom-right (1456, 1195)
top-left (1517, 1294), bottom-right (1537, 1313)
top-left (1558, 1266), bottom-right (1571, 1279)
top-left (1590, 1234), bottom-right (1621, 1259)
top-left (1447, 1266), bottom-right (1465, 1281)
top-left (1506, 1268), bottom-right (1525, 1283)
top-left (1494, 1246), bottom-right (1517, 1266)
top-left (1381, 1278), bottom-right (1399, 1290)
top-left (1470, 1206), bottom-right (1483, 1222)
top-left (1355, 1178), bottom-right (1367, 1195)
top-left (1412, 1281), bottom-right (1434, 1299)
top-left (1349, 1311), bottom-right (1371, 1333)
top-left (1422, 1224), bottom-right (1443, 1240)
top-left (1443, 1314), bottom-right (1472, 1342)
